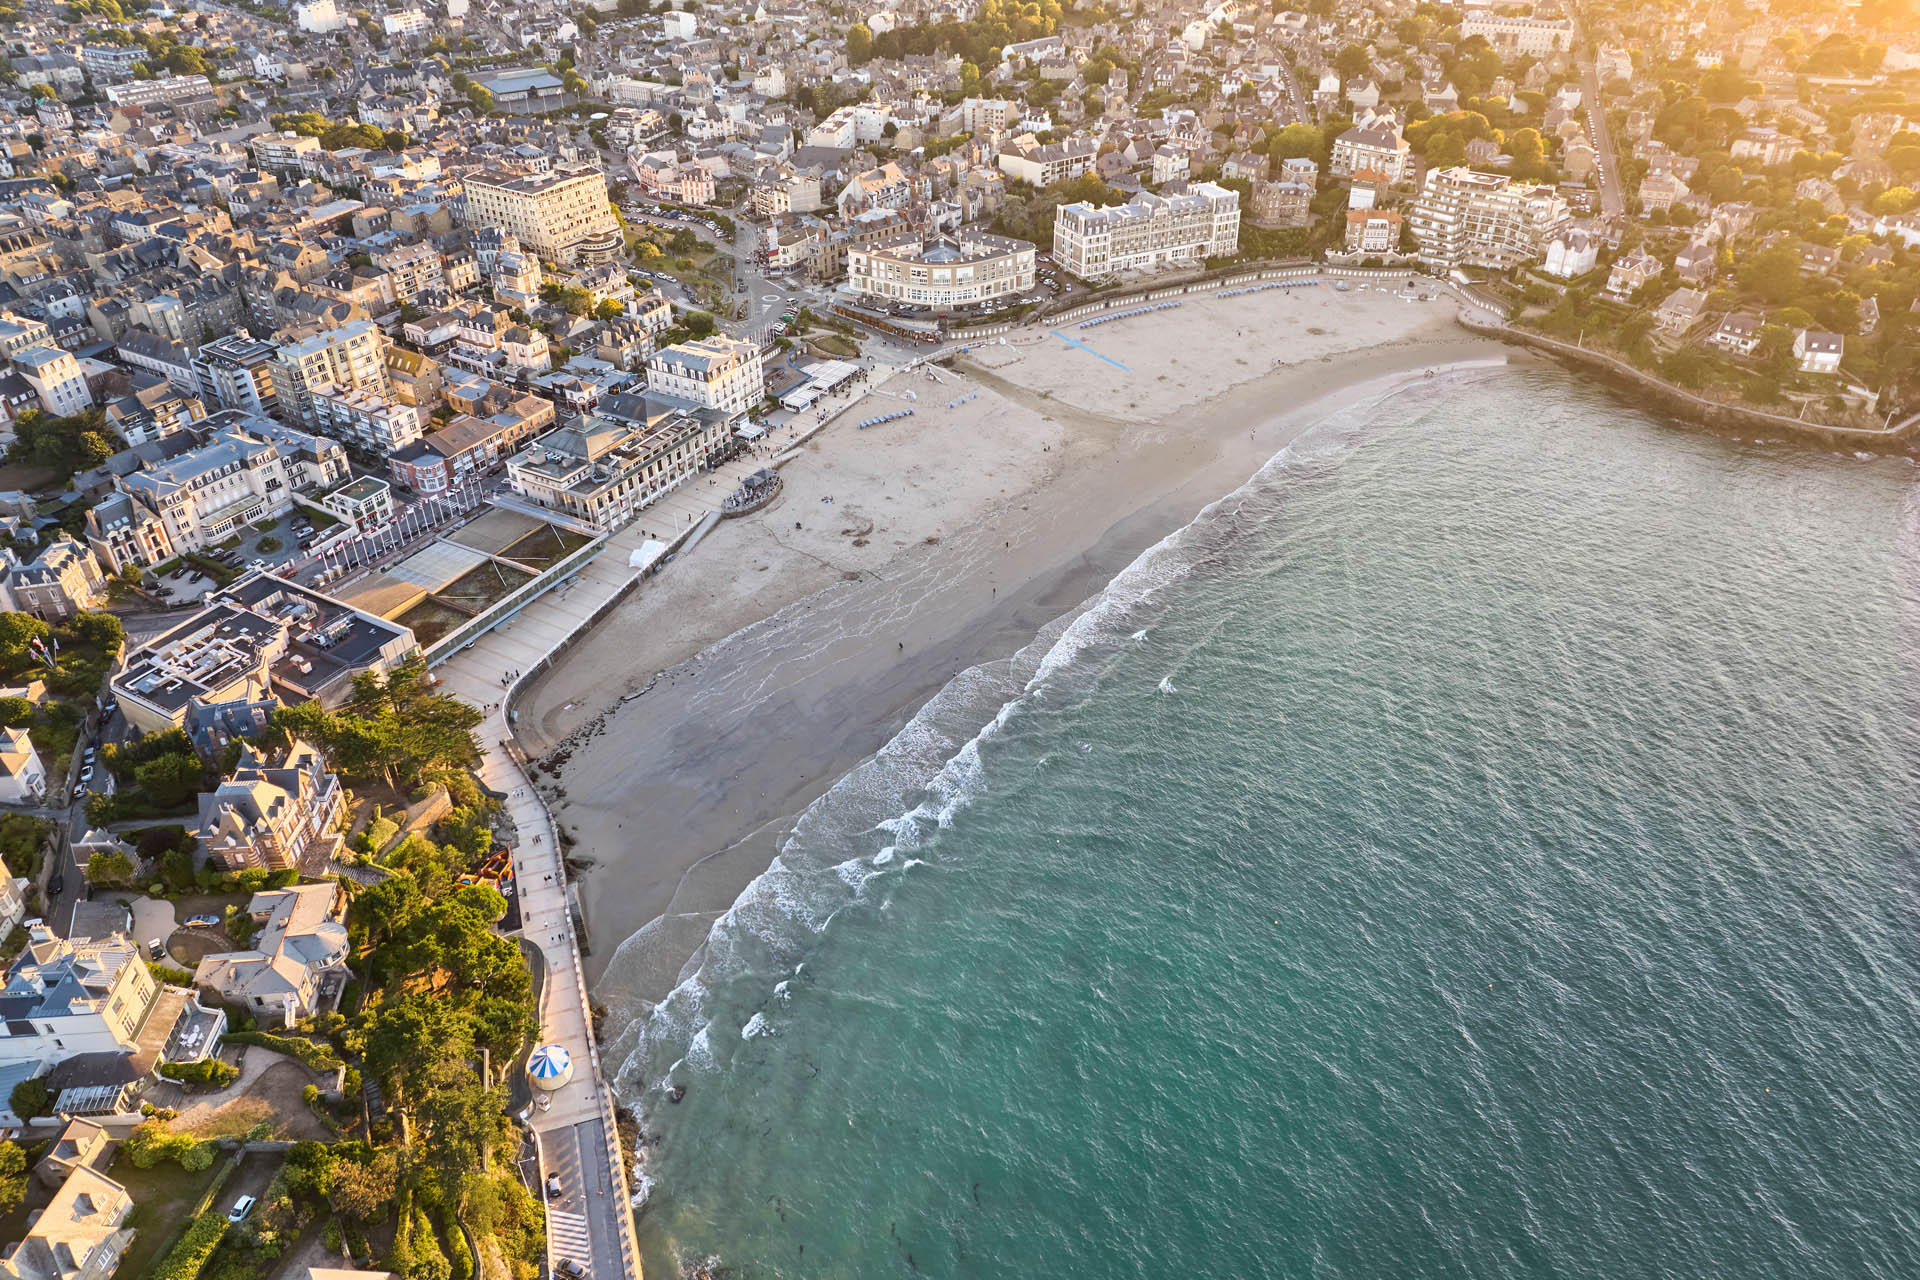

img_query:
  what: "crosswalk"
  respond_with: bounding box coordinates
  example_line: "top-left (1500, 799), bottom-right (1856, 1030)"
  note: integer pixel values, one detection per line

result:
top-left (546, 1209), bottom-right (593, 1272)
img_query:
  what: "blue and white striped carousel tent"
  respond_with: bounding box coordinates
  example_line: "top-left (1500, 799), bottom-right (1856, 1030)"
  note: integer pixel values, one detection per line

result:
top-left (527, 1043), bottom-right (573, 1090)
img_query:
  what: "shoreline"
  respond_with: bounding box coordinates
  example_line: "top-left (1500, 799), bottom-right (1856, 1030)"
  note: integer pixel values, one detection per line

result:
top-left (518, 287), bottom-right (1517, 1010)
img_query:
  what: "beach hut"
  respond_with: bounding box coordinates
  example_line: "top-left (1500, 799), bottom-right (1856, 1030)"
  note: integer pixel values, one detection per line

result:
top-left (528, 1043), bottom-right (573, 1091)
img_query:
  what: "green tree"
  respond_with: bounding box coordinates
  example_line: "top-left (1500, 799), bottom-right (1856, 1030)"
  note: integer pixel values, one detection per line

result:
top-left (0, 614), bottom-right (49, 677)
top-left (0, 1142), bottom-right (24, 1215)
top-left (329, 1150), bottom-right (399, 1220)
top-left (6, 1076), bottom-right (47, 1121)
top-left (845, 21), bottom-right (873, 63)
top-left (1739, 243), bottom-right (1804, 306)
top-left (1334, 43), bottom-right (1368, 82)
top-left (134, 752), bottom-right (203, 809)
top-left (85, 849), bottom-right (135, 886)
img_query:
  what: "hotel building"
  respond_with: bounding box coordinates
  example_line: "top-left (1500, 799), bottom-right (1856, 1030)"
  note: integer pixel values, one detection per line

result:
top-left (847, 231), bottom-right (1036, 309)
top-left (1052, 183), bottom-right (1241, 281)
top-left (462, 166), bottom-right (623, 267)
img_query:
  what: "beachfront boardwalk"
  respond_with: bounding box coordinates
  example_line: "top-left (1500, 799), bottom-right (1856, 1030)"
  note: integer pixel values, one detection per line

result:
top-left (431, 451), bottom-right (786, 1280)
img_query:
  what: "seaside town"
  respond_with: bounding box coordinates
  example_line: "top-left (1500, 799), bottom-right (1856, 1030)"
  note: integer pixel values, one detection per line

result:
top-left (0, 0), bottom-right (1887, 1273)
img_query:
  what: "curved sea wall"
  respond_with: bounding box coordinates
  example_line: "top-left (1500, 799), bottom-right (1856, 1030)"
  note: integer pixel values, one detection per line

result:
top-left (1460, 316), bottom-right (1920, 455)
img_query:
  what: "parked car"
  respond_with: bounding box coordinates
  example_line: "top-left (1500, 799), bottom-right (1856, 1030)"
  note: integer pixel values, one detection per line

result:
top-left (228, 1196), bottom-right (256, 1223)
top-left (557, 1260), bottom-right (585, 1279)
top-left (148, 939), bottom-right (166, 959)
top-left (48, 871), bottom-right (62, 895)
top-left (184, 914), bottom-right (221, 928)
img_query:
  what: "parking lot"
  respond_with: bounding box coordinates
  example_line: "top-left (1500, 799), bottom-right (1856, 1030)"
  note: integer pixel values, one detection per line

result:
top-left (149, 506), bottom-right (334, 602)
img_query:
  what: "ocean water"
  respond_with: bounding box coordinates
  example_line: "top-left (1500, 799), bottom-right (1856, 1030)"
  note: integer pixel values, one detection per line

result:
top-left (612, 368), bottom-right (1920, 1279)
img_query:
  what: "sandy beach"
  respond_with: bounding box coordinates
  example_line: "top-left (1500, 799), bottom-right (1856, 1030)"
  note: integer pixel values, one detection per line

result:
top-left (513, 283), bottom-right (1517, 1013)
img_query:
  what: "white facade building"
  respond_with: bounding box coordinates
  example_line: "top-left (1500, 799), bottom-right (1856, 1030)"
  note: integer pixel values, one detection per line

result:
top-left (646, 337), bottom-right (764, 418)
top-left (1052, 183), bottom-right (1241, 280)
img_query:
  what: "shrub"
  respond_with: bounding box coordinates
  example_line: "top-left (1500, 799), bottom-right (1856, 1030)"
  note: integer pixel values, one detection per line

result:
top-left (158, 1059), bottom-right (240, 1088)
top-left (150, 1212), bottom-right (228, 1280)
top-left (149, 961), bottom-right (197, 986)
top-left (324, 1221), bottom-right (343, 1254)
top-left (358, 816), bottom-right (400, 856)
top-left (221, 1030), bottom-right (343, 1073)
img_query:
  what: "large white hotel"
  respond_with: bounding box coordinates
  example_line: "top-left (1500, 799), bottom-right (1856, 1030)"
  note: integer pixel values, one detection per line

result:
top-left (1052, 183), bottom-right (1241, 281)
top-left (847, 231), bottom-right (1036, 309)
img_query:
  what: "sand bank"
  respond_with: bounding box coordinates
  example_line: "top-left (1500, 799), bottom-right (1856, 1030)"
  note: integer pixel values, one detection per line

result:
top-left (514, 285), bottom-right (1513, 1005)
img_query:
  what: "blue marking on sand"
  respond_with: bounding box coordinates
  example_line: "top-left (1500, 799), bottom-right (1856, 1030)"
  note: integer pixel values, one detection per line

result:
top-left (1050, 329), bottom-right (1130, 372)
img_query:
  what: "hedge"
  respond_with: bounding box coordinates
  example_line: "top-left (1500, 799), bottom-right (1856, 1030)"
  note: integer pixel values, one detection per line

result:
top-left (158, 1059), bottom-right (240, 1088)
top-left (151, 1213), bottom-right (228, 1280)
top-left (221, 1031), bottom-right (343, 1073)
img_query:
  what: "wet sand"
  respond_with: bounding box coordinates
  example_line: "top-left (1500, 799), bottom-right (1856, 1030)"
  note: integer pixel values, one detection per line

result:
top-left (515, 286), bottom-right (1514, 1008)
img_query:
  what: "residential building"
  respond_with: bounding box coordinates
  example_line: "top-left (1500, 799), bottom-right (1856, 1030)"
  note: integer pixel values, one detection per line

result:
top-left (192, 883), bottom-right (348, 1022)
top-left (1052, 183), bottom-right (1241, 281)
top-left (0, 729), bottom-right (45, 804)
top-left (1606, 246), bottom-right (1662, 298)
top-left (1251, 180), bottom-right (1312, 228)
top-left (1709, 312), bottom-right (1763, 356)
top-left (1330, 124), bottom-right (1414, 184)
top-left (1408, 167), bottom-right (1570, 272)
top-left (110, 576), bottom-right (417, 733)
top-left (5, 535), bottom-right (107, 621)
top-left (507, 408), bottom-right (730, 530)
top-left (1794, 329), bottom-right (1843, 374)
top-left (14, 347), bottom-right (91, 417)
top-left (1344, 209), bottom-right (1403, 254)
top-left (997, 136), bottom-right (1098, 187)
top-left (1458, 12), bottom-right (1573, 55)
top-left (461, 167), bottom-right (621, 267)
top-left (103, 75), bottom-right (213, 108)
top-left (0, 1166), bottom-right (134, 1280)
top-left (0, 929), bottom-right (158, 1067)
top-left (192, 335), bottom-right (280, 417)
top-left (1543, 228), bottom-right (1599, 279)
top-left (847, 231), bottom-right (1035, 309)
top-left (319, 477), bottom-right (393, 532)
top-left (269, 321), bottom-right (398, 440)
top-left (1654, 287), bottom-right (1708, 337)
top-left (646, 337), bottom-right (765, 417)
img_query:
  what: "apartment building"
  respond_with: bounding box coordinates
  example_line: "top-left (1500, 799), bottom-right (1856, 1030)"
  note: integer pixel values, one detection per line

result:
top-left (192, 334), bottom-right (280, 416)
top-left (103, 74), bottom-right (214, 107)
top-left (111, 575), bottom-right (417, 733)
top-left (14, 347), bottom-right (91, 417)
top-left (1330, 124), bottom-right (1415, 183)
top-left (461, 166), bottom-right (622, 267)
top-left (1409, 166), bottom-right (1570, 272)
top-left (373, 241), bottom-right (445, 303)
top-left (308, 386), bottom-right (424, 453)
top-left (847, 231), bottom-right (1036, 308)
top-left (192, 883), bottom-right (349, 1024)
top-left (1458, 12), bottom-right (1573, 55)
top-left (268, 320), bottom-right (393, 432)
top-left (1052, 183), bottom-right (1241, 281)
top-left (0, 314), bottom-right (51, 361)
top-left (507, 409), bottom-right (730, 530)
top-left (645, 336), bottom-right (764, 418)
top-left (997, 135), bottom-right (1098, 187)
top-left (0, 929), bottom-right (158, 1067)
top-left (251, 131), bottom-right (324, 174)
top-left (197, 741), bottom-right (344, 874)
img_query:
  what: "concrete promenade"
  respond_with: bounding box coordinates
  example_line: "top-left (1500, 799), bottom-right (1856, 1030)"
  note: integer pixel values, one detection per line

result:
top-left (430, 448), bottom-right (796, 1280)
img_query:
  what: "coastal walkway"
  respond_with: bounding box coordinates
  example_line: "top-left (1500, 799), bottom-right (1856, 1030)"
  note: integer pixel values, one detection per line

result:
top-left (430, 449), bottom-right (796, 1280)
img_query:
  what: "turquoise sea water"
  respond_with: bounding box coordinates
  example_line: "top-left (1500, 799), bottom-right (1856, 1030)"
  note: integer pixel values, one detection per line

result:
top-left (614, 369), bottom-right (1920, 1278)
